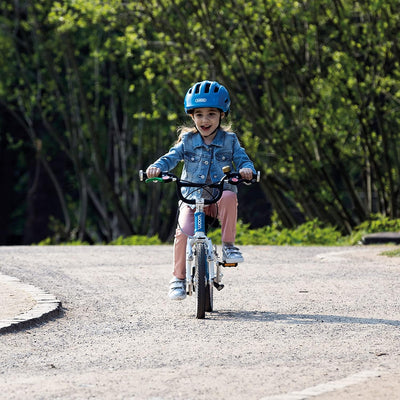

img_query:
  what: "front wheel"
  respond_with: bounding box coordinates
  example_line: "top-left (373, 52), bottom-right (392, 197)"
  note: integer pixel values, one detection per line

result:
top-left (205, 282), bottom-right (213, 312)
top-left (195, 242), bottom-right (207, 319)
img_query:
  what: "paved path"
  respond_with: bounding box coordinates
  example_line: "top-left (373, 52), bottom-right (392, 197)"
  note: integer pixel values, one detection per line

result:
top-left (0, 245), bottom-right (399, 399)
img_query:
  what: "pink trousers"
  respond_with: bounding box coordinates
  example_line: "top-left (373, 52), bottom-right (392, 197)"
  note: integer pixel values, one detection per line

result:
top-left (173, 191), bottom-right (238, 279)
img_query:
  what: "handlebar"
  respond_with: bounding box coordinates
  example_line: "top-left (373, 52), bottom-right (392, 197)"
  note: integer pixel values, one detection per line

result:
top-left (139, 167), bottom-right (260, 205)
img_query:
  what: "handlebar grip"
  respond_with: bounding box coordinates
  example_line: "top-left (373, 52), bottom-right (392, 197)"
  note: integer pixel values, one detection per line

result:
top-left (228, 171), bottom-right (261, 185)
top-left (245, 171), bottom-right (260, 183)
top-left (139, 170), bottom-right (177, 183)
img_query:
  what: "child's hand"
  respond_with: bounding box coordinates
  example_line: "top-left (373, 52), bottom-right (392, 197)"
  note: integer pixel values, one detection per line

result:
top-left (146, 166), bottom-right (161, 178)
top-left (239, 168), bottom-right (253, 180)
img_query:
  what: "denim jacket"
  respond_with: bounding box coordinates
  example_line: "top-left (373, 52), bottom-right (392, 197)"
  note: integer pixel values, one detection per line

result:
top-left (151, 129), bottom-right (256, 201)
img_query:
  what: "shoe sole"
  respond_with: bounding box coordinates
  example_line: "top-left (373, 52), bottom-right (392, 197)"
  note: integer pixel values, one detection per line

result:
top-left (169, 295), bottom-right (186, 300)
top-left (223, 258), bottom-right (244, 263)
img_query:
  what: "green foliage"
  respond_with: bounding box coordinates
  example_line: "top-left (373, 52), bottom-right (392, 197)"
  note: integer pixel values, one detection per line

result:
top-left (209, 214), bottom-right (400, 246)
top-left (208, 218), bottom-right (343, 246)
top-left (37, 238), bottom-right (90, 246)
top-left (354, 214), bottom-right (400, 233)
top-left (35, 214), bottom-right (400, 247)
top-left (109, 235), bottom-right (162, 245)
top-left (381, 249), bottom-right (400, 257)
top-left (2, 0), bottom-right (400, 244)
top-left (348, 214), bottom-right (400, 245)
top-left (37, 234), bottom-right (162, 245)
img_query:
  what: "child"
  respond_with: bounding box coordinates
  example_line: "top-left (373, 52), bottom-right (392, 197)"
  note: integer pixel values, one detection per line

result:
top-left (146, 80), bottom-right (256, 300)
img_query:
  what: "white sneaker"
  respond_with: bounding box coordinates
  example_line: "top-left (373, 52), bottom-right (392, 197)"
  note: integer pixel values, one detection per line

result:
top-left (168, 277), bottom-right (186, 300)
top-left (222, 245), bottom-right (244, 263)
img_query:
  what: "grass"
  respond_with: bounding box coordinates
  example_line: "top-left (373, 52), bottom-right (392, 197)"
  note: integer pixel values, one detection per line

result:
top-left (380, 249), bottom-right (400, 257)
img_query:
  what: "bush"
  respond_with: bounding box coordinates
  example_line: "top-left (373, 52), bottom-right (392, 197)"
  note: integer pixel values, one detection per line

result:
top-left (348, 214), bottom-right (400, 245)
top-left (109, 235), bottom-right (162, 245)
top-left (208, 218), bottom-right (343, 246)
top-left (37, 238), bottom-right (90, 245)
top-left (37, 235), bottom-right (162, 245)
top-left (35, 214), bottom-right (400, 246)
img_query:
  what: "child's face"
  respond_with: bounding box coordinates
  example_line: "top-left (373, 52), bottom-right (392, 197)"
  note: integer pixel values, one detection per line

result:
top-left (191, 107), bottom-right (224, 138)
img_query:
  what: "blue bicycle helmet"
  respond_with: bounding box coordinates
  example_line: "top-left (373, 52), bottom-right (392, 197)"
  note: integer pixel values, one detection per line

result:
top-left (184, 80), bottom-right (231, 114)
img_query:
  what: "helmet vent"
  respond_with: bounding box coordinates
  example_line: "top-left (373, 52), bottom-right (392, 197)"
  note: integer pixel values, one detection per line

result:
top-left (194, 83), bottom-right (201, 94)
top-left (204, 82), bottom-right (211, 93)
top-left (214, 86), bottom-right (219, 93)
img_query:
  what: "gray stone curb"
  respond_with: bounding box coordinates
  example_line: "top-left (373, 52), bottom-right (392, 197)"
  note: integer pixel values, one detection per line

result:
top-left (0, 274), bottom-right (62, 334)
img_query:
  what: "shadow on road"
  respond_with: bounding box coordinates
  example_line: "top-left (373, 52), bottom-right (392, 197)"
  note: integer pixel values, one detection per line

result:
top-left (210, 310), bottom-right (400, 326)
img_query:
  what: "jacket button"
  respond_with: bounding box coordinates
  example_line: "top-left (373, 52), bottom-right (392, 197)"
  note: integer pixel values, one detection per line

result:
top-left (204, 161), bottom-right (208, 165)
top-left (200, 175), bottom-right (205, 179)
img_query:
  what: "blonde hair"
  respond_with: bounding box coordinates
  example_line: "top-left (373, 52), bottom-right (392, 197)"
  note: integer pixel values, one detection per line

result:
top-left (175, 122), bottom-right (232, 144)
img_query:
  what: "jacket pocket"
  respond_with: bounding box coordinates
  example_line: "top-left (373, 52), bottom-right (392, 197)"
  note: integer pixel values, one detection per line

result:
top-left (184, 152), bottom-right (201, 163)
top-left (215, 151), bottom-right (232, 163)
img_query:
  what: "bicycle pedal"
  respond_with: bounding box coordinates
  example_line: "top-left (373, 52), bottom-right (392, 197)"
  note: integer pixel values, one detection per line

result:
top-left (222, 262), bottom-right (238, 268)
top-left (213, 282), bottom-right (225, 291)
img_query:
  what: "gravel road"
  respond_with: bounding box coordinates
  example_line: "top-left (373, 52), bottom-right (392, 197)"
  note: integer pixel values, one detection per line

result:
top-left (0, 245), bottom-right (400, 399)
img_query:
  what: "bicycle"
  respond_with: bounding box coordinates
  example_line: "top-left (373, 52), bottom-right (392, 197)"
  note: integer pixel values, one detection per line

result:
top-left (139, 166), bottom-right (260, 319)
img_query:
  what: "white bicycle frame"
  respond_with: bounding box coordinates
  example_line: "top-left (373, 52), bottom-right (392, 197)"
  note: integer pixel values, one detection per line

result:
top-left (185, 198), bottom-right (222, 296)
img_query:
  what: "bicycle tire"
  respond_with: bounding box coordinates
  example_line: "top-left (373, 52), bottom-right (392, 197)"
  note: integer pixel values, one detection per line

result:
top-left (195, 242), bottom-right (207, 319)
top-left (205, 282), bottom-right (213, 312)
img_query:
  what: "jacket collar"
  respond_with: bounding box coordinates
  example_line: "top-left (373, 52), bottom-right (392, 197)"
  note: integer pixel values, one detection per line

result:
top-left (192, 129), bottom-right (224, 148)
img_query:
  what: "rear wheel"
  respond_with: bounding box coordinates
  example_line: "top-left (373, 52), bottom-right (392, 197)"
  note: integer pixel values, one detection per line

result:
top-left (195, 243), bottom-right (207, 319)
